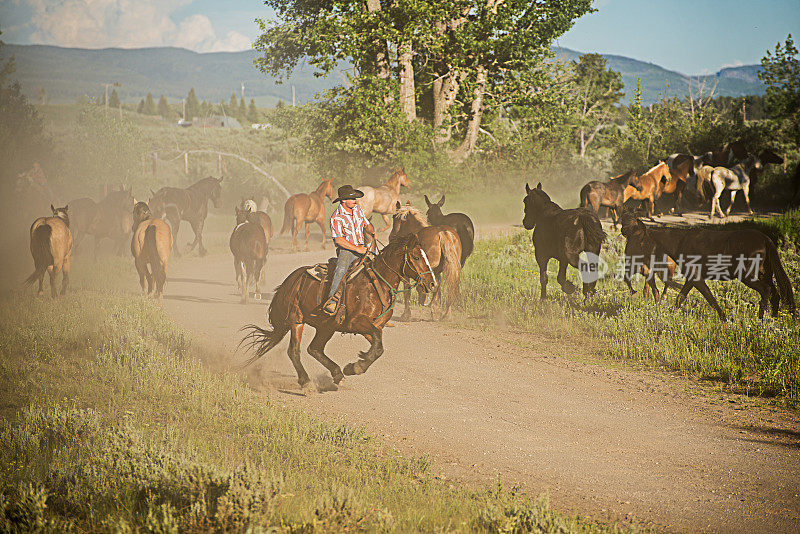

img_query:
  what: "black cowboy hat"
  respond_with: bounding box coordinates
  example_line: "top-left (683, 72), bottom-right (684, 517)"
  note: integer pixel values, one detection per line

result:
top-left (332, 184), bottom-right (364, 203)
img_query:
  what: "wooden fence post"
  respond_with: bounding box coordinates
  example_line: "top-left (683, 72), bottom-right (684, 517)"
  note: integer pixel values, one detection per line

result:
top-left (184, 153), bottom-right (189, 174)
top-left (218, 153), bottom-right (222, 175)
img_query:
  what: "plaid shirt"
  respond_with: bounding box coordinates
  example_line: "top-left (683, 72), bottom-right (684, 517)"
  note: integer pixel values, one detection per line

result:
top-left (330, 203), bottom-right (369, 246)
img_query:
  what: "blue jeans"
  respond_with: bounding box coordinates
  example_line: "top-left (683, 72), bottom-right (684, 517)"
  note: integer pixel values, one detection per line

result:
top-left (328, 248), bottom-right (359, 298)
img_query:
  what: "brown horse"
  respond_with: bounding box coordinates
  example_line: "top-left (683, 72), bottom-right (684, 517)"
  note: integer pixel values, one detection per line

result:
top-left (280, 179), bottom-right (335, 251)
top-left (523, 183), bottom-right (606, 299)
top-left (69, 186), bottom-right (135, 255)
top-left (645, 225), bottom-right (795, 320)
top-left (239, 197), bottom-right (274, 240)
top-left (579, 171), bottom-right (642, 228)
top-left (660, 154), bottom-right (693, 215)
top-left (131, 202), bottom-right (173, 299)
top-left (241, 233), bottom-right (437, 389)
top-left (624, 161), bottom-right (671, 219)
top-left (424, 194), bottom-right (475, 265)
top-left (235, 204), bottom-right (271, 300)
top-left (619, 210), bottom-right (681, 303)
top-left (388, 202), bottom-right (463, 321)
top-left (149, 177), bottom-right (223, 257)
top-left (25, 205), bottom-right (73, 298)
top-left (231, 206), bottom-right (268, 304)
top-left (357, 168), bottom-right (411, 232)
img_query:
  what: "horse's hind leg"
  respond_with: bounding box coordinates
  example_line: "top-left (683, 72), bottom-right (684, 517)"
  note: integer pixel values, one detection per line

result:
top-left (303, 222), bottom-right (311, 252)
top-left (61, 255), bottom-right (70, 296)
top-left (379, 213), bottom-right (392, 233)
top-left (316, 218), bottom-right (326, 245)
top-left (307, 327), bottom-right (343, 385)
top-left (726, 190), bottom-right (737, 216)
top-left (288, 323), bottom-right (311, 388)
top-left (291, 218), bottom-right (301, 252)
top-left (742, 278), bottom-right (771, 318)
top-left (48, 265), bottom-right (58, 299)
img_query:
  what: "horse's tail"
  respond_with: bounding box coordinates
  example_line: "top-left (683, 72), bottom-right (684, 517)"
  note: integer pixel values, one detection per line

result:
top-left (280, 198), bottom-right (294, 235)
top-left (579, 210), bottom-right (606, 253)
top-left (579, 184), bottom-right (591, 209)
top-left (239, 268), bottom-right (304, 366)
top-left (766, 239), bottom-right (796, 314)
top-left (439, 230), bottom-right (463, 311)
top-left (24, 225), bottom-right (53, 286)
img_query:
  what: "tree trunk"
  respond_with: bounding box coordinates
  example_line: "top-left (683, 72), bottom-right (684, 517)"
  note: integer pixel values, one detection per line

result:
top-left (433, 70), bottom-right (462, 143)
top-left (365, 0), bottom-right (392, 104)
top-left (451, 65), bottom-right (487, 163)
top-left (398, 41), bottom-right (416, 121)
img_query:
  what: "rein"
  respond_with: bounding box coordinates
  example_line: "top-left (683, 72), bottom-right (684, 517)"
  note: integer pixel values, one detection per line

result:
top-left (369, 244), bottom-right (433, 321)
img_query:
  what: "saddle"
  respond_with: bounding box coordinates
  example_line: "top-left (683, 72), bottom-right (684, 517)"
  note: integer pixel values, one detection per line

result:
top-left (304, 256), bottom-right (368, 322)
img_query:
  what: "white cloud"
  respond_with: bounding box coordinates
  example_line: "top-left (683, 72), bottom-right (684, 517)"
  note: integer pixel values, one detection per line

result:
top-left (11, 0), bottom-right (251, 52)
top-left (719, 59), bottom-right (745, 70)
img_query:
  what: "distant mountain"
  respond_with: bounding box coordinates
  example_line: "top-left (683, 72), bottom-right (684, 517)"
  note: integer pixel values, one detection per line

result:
top-left (1, 43), bottom-right (766, 107)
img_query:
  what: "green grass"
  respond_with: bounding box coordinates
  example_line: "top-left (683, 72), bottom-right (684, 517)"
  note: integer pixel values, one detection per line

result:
top-left (0, 263), bottom-right (631, 532)
top-left (457, 218), bottom-right (800, 405)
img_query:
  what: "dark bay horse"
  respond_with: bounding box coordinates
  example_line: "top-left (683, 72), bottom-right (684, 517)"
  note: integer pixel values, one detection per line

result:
top-left (644, 225), bottom-right (795, 320)
top-left (232, 206), bottom-right (268, 303)
top-left (389, 203), bottom-right (462, 321)
top-left (424, 194), bottom-right (474, 266)
top-left (523, 183), bottom-right (606, 299)
top-left (25, 205), bottom-right (72, 298)
top-left (241, 233), bottom-right (437, 389)
top-left (579, 171), bottom-right (641, 228)
top-left (619, 211), bottom-right (681, 303)
top-left (69, 186), bottom-right (135, 255)
top-left (131, 202), bottom-right (173, 299)
top-left (149, 177), bottom-right (223, 257)
top-left (280, 179), bottom-right (335, 251)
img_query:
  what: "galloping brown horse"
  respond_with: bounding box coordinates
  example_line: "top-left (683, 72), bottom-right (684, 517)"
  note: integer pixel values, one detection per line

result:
top-left (149, 177), bottom-right (223, 257)
top-left (25, 205), bottom-right (72, 298)
top-left (357, 168), bottom-right (411, 232)
top-left (131, 202), bottom-right (173, 299)
top-left (389, 202), bottom-right (462, 321)
top-left (241, 233), bottom-right (437, 389)
top-left (579, 171), bottom-right (642, 228)
top-left (232, 205), bottom-right (269, 303)
top-left (280, 179), bottom-right (335, 251)
top-left (624, 161), bottom-right (671, 219)
top-left (69, 186), bottom-right (135, 255)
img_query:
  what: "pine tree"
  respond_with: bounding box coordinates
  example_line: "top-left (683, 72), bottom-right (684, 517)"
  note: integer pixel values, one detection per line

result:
top-left (239, 96), bottom-right (247, 117)
top-left (157, 94), bottom-right (170, 118)
top-left (109, 89), bottom-right (121, 109)
top-left (229, 92), bottom-right (238, 114)
top-left (185, 88), bottom-right (201, 120)
top-left (247, 99), bottom-right (260, 123)
top-left (137, 99), bottom-right (145, 114)
top-left (144, 93), bottom-right (157, 115)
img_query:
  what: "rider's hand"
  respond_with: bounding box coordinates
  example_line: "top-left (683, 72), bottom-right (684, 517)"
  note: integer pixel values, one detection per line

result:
top-left (355, 245), bottom-right (368, 255)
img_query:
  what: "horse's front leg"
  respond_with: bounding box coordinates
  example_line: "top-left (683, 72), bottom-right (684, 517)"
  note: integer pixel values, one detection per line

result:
top-left (742, 183), bottom-right (753, 215)
top-left (192, 219), bottom-right (208, 256)
top-left (167, 215), bottom-right (182, 257)
top-left (343, 326), bottom-right (384, 376)
top-left (399, 285), bottom-right (412, 321)
top-left (556, 260), bottom-right (576, 295)
top-left (537, 256), bottom-right (549, 300)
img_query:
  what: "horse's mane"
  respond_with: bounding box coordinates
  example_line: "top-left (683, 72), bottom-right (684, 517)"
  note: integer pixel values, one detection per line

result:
top-left (189, 177), bottom-right (220, 191)
top-left (394, 205), bottom-right (429, 227)
top-left (609, 170), bottom-right (636, 184)
top-left (528, 189), bottom-right (562, 213)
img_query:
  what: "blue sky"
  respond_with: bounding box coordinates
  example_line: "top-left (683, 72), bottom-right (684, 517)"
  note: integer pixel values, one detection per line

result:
top-left (1, 0), bottom-right (797, 74)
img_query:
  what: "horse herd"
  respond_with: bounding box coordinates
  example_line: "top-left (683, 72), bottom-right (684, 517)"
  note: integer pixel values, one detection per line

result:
top-left (22, 152), bottom-right (797, 388)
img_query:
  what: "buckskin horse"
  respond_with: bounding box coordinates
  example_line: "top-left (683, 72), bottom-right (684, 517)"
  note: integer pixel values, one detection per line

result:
top-left (643, 224), bottom-right (795, 320)
top-left (69, 186), bottom-right (135, 255)
top-left (424, 194), bottom-right (474, 265)
top-left (131, 202), bottom-right (173, 299)
top-left (232, 205), bottom-right (269, 303)
top-left (357, 167), bottom-right (411, 232)
top-left (241, 233), bottom-right (437, 389)
top-left (523, 183), bottom-right (606, 299)
top-left (579, 171), bottom-right (642, 228)
top-left (149, 176), bottom-right (223, 257)
top-left (25, 205), bottom-right (72, 298)
top-left (280, 179), bottom-right (335, 252)
top-left (389, 202), bottom-right (463, 321)
top-left (624, 161), bottom-right (672, 219)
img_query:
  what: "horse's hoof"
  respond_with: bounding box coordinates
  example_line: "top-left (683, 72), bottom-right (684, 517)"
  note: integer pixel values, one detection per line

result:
top-left (332, 369), bottom-right (344, 384)
top-left (343, 362), bottom-right (363, 376)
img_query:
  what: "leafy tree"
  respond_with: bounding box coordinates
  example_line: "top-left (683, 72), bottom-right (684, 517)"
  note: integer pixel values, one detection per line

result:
top-left (157, 94), bottom-right (170, 119)
top-left (143, 93), bottom-right (157, 115)
top-left (759, 34), bottom-right (800, 146)
top-left (572, 53), bottom-right (623, 158)
top-left (109, 88), bottom-right (121, 109)
top-left (185, 88), bottom-right (201, 120)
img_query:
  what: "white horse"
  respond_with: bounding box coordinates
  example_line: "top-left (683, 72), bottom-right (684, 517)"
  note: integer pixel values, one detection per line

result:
top-left (708, 150), bottom-right (783, 218)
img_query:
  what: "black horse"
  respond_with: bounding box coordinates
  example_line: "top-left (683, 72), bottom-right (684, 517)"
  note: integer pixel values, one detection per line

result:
top-left (424, 194), bottom-right (474, 266)
top-left (523, 182), bottom-right (606, 299)
top-left (149, 177), bottom-right (222, 257)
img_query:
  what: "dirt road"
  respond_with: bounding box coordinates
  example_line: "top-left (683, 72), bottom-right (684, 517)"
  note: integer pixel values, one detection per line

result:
top-left (155, 229), bottom-right (800, 534)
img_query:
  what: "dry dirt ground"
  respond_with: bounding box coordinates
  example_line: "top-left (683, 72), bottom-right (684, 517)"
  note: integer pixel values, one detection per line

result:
top-left (153, 223), bottom-right (800, 534)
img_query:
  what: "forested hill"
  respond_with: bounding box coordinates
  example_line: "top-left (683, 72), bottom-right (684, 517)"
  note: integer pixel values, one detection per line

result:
top-left (1, 43), bottom-right (765, 106)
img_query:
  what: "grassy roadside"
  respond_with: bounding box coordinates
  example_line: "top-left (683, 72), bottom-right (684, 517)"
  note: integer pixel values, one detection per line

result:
top-left (0, 270), bottom-right (630, 532)
top-left (456, 212), bottom-right (800, 405)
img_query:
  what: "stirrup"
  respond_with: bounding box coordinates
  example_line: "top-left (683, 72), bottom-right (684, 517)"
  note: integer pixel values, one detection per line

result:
top-left (321, 295), bottom-right (339, 315)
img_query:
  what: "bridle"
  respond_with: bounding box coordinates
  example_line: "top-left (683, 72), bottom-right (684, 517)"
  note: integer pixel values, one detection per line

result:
top-left (369, 237), bottom-right (436, 320)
